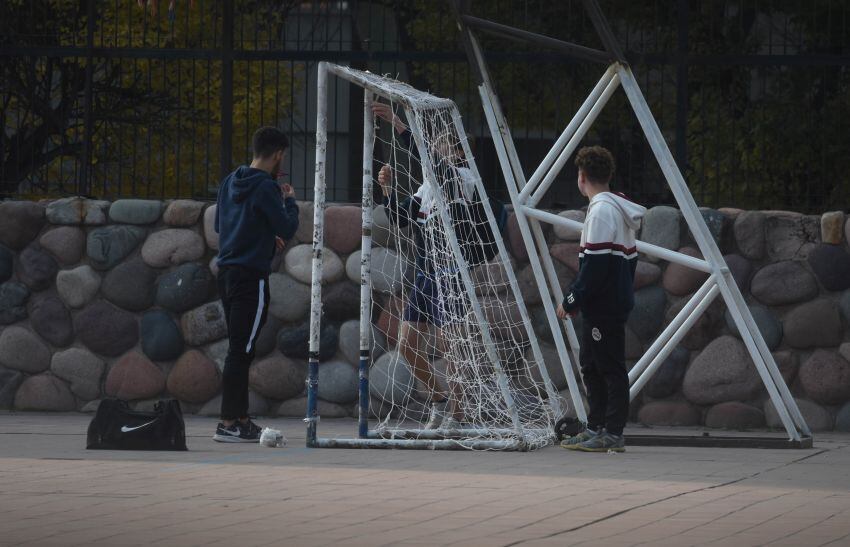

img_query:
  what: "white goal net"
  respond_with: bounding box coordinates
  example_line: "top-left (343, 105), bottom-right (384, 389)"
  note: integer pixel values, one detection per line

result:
top-left (313, 64), bottom-right (569, 450)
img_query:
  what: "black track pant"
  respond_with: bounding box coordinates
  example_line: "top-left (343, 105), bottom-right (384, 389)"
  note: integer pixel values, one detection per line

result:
top-left (579, 316), bottom-right (628, 436)
top-left (218, 265), bottom-right (270, 421)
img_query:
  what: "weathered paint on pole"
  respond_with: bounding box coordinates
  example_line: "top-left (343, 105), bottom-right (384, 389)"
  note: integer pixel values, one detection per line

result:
top-left (358, 90), bottom-right (375, 439)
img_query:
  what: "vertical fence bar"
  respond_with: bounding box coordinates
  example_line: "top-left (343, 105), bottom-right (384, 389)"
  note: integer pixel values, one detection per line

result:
top-left (675, 0), bottom-right (689, 170)
top-left (79, 0), bottom-right (95, 196)
top-left (307, 62), bottom-right (329, 447)
top-left (219, 0), bottom-right (234, 180)
top-left (358, 90), bottom-right (374, 439)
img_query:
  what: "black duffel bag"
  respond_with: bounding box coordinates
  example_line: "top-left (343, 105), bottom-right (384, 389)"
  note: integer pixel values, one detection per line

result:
top-left (87, 398), bottom-right (187, 451)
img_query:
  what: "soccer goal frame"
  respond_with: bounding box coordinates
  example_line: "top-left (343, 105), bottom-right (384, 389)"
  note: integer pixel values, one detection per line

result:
top-left (451, 0), bottom-right (812, 448)
top-left (306, 62), bottom-right (580, 450)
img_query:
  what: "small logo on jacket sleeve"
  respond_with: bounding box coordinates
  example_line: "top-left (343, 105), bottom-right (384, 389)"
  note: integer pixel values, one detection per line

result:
top-left (591, 327), bottom-right (602, 342)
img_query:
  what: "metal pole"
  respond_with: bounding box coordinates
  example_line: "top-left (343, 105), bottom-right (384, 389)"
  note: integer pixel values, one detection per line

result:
top-left (521, 206), bottom-right (713, 273)
top-left (631, 285), bottom-right (721, 399)
top-left (478, 85), bottom-right (587, 424)
top-left (220, 0), bottom-right (234, 181)
top-left (526, 72), bottom-right (621, 208)
top-left (79, 0), bottom-right (95, 196)
top-left (358, 90), bottom-right (374, 438)
top-left (521, 65), bottom-right (616, 199)
top-left (307, 62), bottom-right (329, 447)
top-left (617, 64), bottom-right (807, 440)
top-left (628, 275), bottom-right (716, 384)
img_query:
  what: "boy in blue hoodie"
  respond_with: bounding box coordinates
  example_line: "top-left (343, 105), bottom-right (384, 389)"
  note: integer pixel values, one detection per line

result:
top-left (213, 127), bottom-right (299, 443)
top-left (556, 146), bottom-right (646, 453)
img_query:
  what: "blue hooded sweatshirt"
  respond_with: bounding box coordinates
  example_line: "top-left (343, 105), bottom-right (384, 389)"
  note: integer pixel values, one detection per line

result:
top-left (215, 166), bottom-right (299, 274)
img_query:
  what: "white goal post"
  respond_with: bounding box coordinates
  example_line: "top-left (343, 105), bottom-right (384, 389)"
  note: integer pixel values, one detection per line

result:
top-left (307, 62), bottom-right (584, 451)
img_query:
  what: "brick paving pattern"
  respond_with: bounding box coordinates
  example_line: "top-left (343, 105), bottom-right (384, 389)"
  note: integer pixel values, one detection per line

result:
top-left (1, 415), bottom-right (849, 546)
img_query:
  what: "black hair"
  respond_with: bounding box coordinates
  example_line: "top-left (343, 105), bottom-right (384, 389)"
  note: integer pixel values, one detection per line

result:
top-left (252, 126), bottom-right (289, 158)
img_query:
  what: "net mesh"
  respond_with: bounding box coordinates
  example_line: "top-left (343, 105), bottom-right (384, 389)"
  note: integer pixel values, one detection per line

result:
top-left (331, 68), bottom-right (566, 450)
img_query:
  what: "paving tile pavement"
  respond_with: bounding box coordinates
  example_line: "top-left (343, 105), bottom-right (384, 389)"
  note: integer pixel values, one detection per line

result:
top-left (0, 414), bottom-right (849, 546)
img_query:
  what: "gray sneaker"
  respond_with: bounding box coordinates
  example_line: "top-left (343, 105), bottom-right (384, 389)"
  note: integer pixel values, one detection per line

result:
top-left (559, 428), bottom-right (598, 448)
top-left (424, 400), bottom-right (450, 430)
top-left (564, 430), bottom-right (625, 453)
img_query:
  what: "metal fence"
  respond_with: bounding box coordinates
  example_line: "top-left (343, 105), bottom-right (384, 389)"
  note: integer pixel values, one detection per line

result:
top-left (1, 0), bottom-right (848, 212)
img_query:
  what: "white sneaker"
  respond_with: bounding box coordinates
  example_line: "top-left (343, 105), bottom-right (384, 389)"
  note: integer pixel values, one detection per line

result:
top-left (424, 400), bottom-right (450, 430)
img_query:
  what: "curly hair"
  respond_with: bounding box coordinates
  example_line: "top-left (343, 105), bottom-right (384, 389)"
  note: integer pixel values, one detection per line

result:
top-left (574, 146), bottom-right (615, 185)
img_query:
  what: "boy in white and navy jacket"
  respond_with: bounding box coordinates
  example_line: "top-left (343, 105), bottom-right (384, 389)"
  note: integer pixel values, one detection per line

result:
top-left (556, 146), bottom-right (646, 453)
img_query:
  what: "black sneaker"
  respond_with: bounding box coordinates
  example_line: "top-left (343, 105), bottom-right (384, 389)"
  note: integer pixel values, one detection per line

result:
top-left (240, 418), bottom-right (263, 439)
top-left (212, 422), bottom-right (260, 443)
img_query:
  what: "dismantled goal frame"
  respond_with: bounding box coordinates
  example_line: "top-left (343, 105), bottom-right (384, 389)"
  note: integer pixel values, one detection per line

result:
top-left (450, 0), bottom-right (812, 449)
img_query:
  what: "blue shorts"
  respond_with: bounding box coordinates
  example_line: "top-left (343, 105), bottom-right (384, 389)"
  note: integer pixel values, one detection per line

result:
top-left (403, 274), bottom-right (465, 327)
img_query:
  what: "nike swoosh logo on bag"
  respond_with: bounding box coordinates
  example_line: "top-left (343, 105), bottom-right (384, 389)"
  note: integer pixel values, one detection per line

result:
top-left (121, 419), bottom-right (157, 433)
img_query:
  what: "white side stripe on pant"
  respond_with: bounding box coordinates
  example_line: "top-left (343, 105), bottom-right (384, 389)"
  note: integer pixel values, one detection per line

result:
top-left (245, 279), bottom-right (265, 353)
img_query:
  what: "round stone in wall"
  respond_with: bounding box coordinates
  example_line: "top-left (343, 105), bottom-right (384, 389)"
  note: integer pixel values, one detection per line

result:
top-left (14, 374), bottom-right (75, 411)
top-left (483, 296), bottom-right (527, 345)
top-left (87, 225), bottom-right (146, 270)
top-left (639, 206), bottom-right (681, 262)
top-left (682, 335), bottom-right (761, 406)
top-left (638, 400), bottom-right (700, 427)
top-left (17, 245), bottom-right (58, 291)
top-left (372, 205), bottom-right (395, 248)
top-left (74, 301), bottom-right (139, 357)
top-left (285, 244), bottom-right (342, 285)
top-left (750, 260), bottom-right (818, 306)
top-left (338, 319), bottom-right (385, 365)
top-left (105, 351), bottom-right (166, 401)
top-left (277, 321), bottom-right (338, 360)
top-left (248, 353), bottom-right (307, 401)
top-left (163, 199), bottom-right (205, 227)
top-left (527, 341), bottom-right (567, 391)
top-left (268, 272), bottom-right (310, 322)
top-left (141, 229), bottom-right (205, 268)
top-left (0, 325), bottom-right (50, 373)
top-left (662, 247), bottom-right (709, 296)
top-left (506, 213), bottom-right (528, 263)
top-left (39, 227), bottom-right (85, 265)
top-left (140, 310), bottom-right (184, 362)
top-left (807, 243), bottom-right (850, 292)
top-left (203, 205), bottom-right (219, 251)
top-left (0, 201), bottom-right (45, 251)
top-left (101, 257), bottom-right (157, 312)
top-left (643, 345), bottom-right (690, 399)
top-left (627, 285), bottom-right (666, 341)
top-left (633, 261), bottom-right (661, 290)
top-left (324, 206), bottom-right (361, 254)
top-left (724, 254), bottom-right (753, 292)
top-left (764, 398), bottom-right (833, 432)
top-left (733, 211), bottom-right (766, 260)
top-left (368, 247), bottom-right (404, 294)
top-left (550, 243), bottom-right (581, 273)
top-left (704, 401), bottom-right (765, 430)
top-left (51, 347), bottom-right (104, 401)
top-left (724, 304), bottom-right (782, 351)
top-left (835, 401), bottom-right (850, 432)
top-left (0, 282), bottom-right (29, 325)
top-left (798, 350), bottom-right (850, 406)
top-left (180, 301), bottom-right (227, 346)
top-left (783, 299), bottom-right (842, 349)
top-left (46, 197), bottom-right (108, 226)
top-left (167, 350), bottom-right (221, 403)
top-left (0, 244), bottom-right (12, 284)
top-left (29, 295), bottom-right (73, 347)
top-left (552, 210), bottom-right (585, 241)
top-left (321, 281), bottom-right (360, 322)
top-left (370, 351), bottom-right (414, 403)
top-left (155, 262), bottom-right (214, 313)
top-left (109, 199), bottom-right (163, 225)
top-left (317, 360), bottom-right (358, 404)
top-left (294, 201), bottom-right (314, 244)
top-left (55, 265), bottom-right (101, 309)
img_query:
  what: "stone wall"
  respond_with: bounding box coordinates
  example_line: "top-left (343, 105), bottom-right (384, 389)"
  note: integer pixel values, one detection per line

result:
top-left (0, 197), bottom-right (849, 432)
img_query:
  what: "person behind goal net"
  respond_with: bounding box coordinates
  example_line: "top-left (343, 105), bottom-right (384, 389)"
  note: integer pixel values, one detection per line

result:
top-left (373, 101), bottom-right (503, 430)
